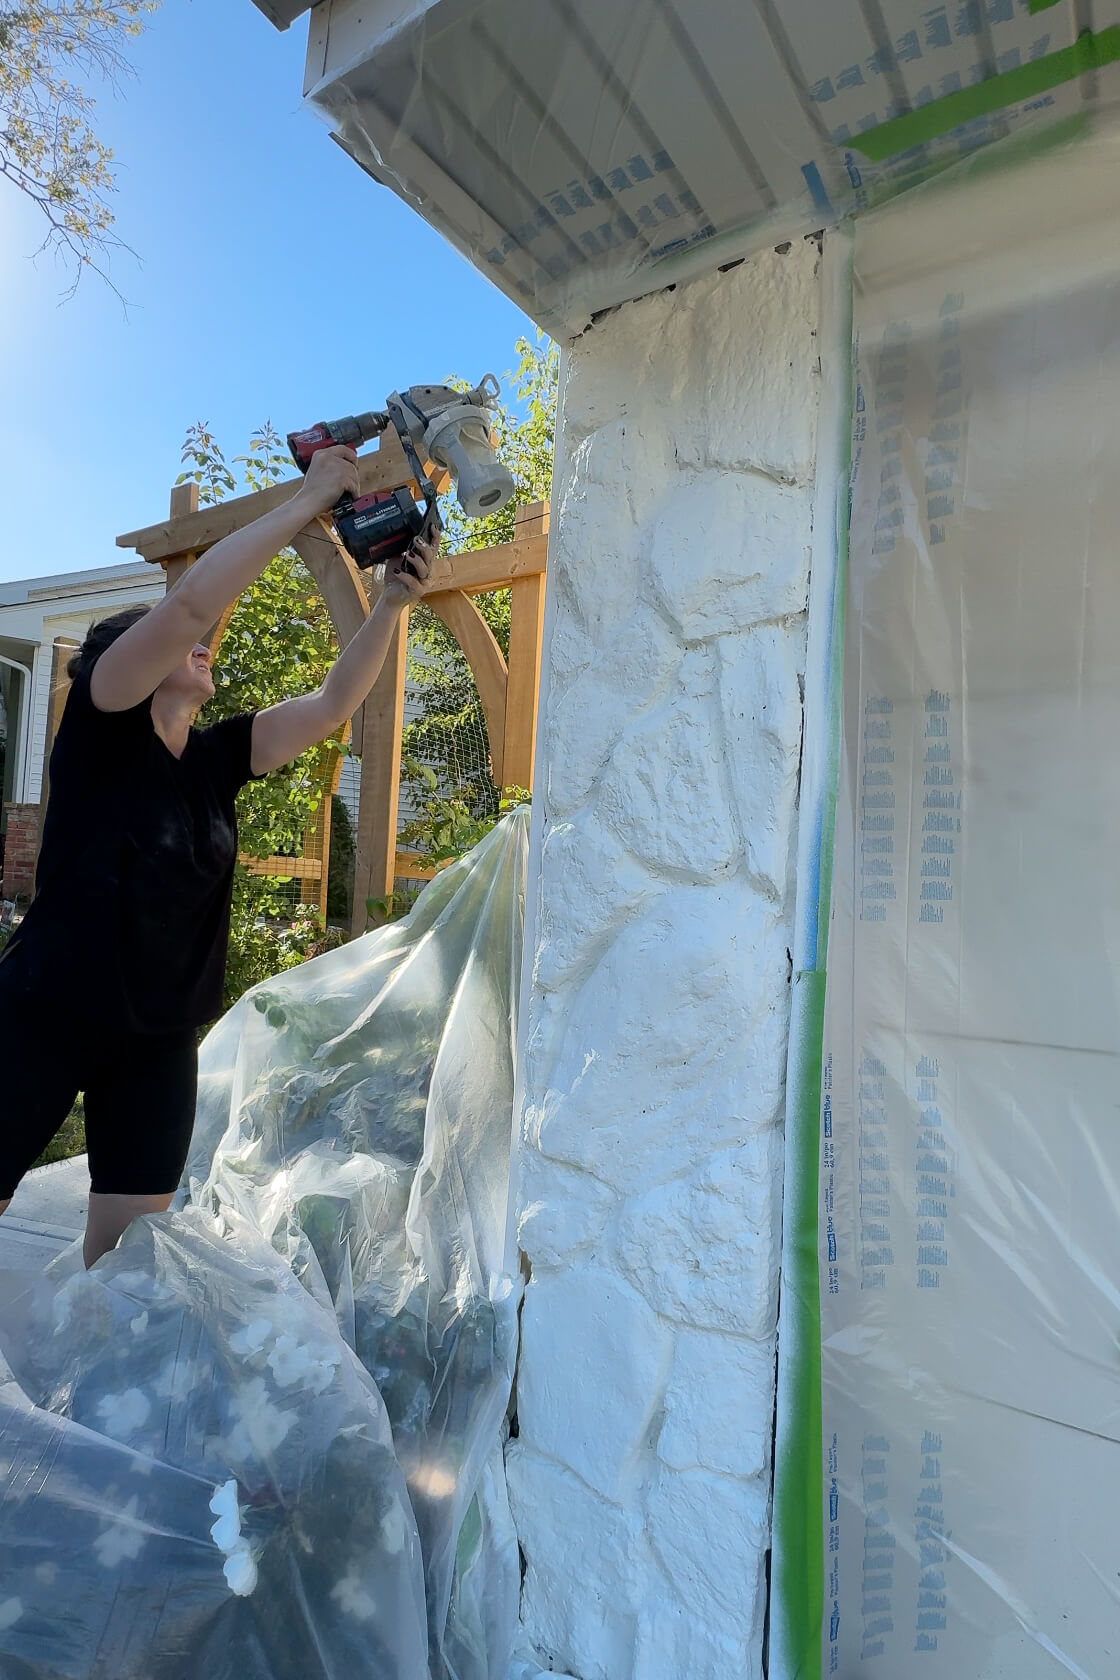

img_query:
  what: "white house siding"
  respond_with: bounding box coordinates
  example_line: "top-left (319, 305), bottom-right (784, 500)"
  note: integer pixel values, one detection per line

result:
top-left (508, 240), bottom-right (823, 1680)
top-left (0, 566), bottom-right (164, 802)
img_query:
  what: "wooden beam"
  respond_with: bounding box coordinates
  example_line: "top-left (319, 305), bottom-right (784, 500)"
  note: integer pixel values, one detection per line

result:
top-left (353, 606), bottom-right (409, 933)
top-left (117, 443), bottom-right (449, 566)
top-left (425, 590), bottom-right (509, 791)
top-left (435, 532), bottom-right (548, 598)
top-left (503, 502), bottom-right (550, 793)
top-left (239, 854), bottom-right (323, 881)
top-left (394, 849), bottom-right (453, 881)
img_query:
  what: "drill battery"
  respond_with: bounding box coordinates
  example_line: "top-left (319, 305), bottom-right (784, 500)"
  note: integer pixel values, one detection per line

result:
top-left (334, 487), bottom-right (431, 571)
top-left (287, 411), bottom-right (439, 574)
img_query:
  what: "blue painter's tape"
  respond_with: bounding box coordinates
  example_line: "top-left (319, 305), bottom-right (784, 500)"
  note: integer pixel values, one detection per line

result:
top-left (802, 160), bottom-right (835, 219)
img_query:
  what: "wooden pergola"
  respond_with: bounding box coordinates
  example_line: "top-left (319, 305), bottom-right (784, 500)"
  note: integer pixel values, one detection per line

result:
top-left (116, 426), bottom-right (548, 935)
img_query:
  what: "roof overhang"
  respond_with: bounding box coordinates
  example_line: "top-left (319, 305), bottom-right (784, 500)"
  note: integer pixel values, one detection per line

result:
top-left (268, 0), bottom-right (1120, 337)
top-left (249, 0), bottom-right (312, 28)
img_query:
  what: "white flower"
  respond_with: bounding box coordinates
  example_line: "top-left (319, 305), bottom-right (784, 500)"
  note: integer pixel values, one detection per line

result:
top-left (0, 1599), bottom-right (22, 1632)
top-left (230, 1318), bottom-right (272, 1357)
top-left (96, 1388), bottom-right (151, 1441)
top-left (208, 1480), bottom-right (241, 1552)
top-left (227, 1377), bottom-right (294, 1461)
top-left (223, 1539), bottom-right (258, 1597)
top-left (110, 1270), bottom-right (174, 1307)
top-left (307, 1346), bottom-right (342, 1396)
top-left (330, 1572), bottom-right (377, 1621)
top-left (266, 1334), bottom-right (311, 1388)
top-left (381, 1503), bottom-right (409, 1555)
top-left (153, 1357), bottom-right (195, 1403)
top-left (52, 1276), bottom-right (84, 1336)
top-left (94, 1498), bottom-right (146, 1569)
top-left (110, 1271), bottom-right (151, 1296)
top-left (130, 1312), bottom-right (149, 1336)
top-left (207, 1480), bottom-right (257, 1594)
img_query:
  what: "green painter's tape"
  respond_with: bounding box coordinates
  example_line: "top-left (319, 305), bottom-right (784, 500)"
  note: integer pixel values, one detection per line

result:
top-left (850, 27), bottom-right (1120, 162)
top-left (772, 261), bottom-right (853, 1679)
top-left (773, 970), bottom-right (828, 1680)
top-left (1029, 0), bottom-right (1063, 12)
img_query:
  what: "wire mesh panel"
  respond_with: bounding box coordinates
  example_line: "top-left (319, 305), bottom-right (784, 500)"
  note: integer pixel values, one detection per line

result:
top-left (392, 595), bottom-right (507, 903)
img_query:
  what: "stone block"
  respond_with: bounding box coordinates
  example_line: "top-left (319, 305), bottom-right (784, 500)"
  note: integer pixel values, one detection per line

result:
top-left (657, 1328), bottom-right (775, 1481)
top-left (532, 813), bottom-right (660, 998)
top-left (516, 1266), bottom-right (672, 1502)
top-left (645, 1465), bottom-right (769, 1628)
top-left (641, 471), bottom-right (812, 639)
top-left (532, 886), bottom-right (790, 1185)
top-left (597, 648), bottom-right (741, 880)
top-left (544, 610), bottom-right (680, 819)
top-left (516, 1153), bottom-right (616, 1273)
top-left (507, 1445), bottom-right (644, 1680)
top-left (616, 1131), bottom-right (784, 1338)
top-left (718, 622), bottom-right (807, 901)
top-left (559, 243), bottom-right (820, 485)
top-left (633, 1599), bottom-right (762, 1680)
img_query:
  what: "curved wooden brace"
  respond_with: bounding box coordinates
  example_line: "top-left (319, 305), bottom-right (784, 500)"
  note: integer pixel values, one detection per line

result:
top-left (292, 517), bottom-right (372, 742)
top-left (424, 588), bottom-right (510, 791)
top-left (291, 517), bottom-right (370, 646)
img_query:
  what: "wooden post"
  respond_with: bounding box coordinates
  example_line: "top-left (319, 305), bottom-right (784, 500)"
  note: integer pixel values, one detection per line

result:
top-left (502, 501), bottom-right (549, 794)
top-left (353, 603), bottom-right (409, 934)
top-left (165, 482), bottom-right (199, 594)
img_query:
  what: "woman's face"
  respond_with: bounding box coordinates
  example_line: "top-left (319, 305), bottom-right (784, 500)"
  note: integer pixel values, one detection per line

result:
top-left (157, 642), bottom-right (215, 707)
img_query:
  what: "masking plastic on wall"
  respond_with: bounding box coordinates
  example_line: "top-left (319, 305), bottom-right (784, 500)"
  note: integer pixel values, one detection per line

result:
top-left (300, 0), bottom-right (1120, 337)
top-left (0, 812), bottom-right (528, 1680)
top-left (776, 118), bottom-right (1120, 1679)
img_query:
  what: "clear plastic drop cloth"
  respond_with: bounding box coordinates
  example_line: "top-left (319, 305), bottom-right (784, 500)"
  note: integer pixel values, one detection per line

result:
top-left (301, 0), bottom-right (1120, 337)
top-left (0, 809), bottom-right (529, 1680)
top-left (780, 122), bottom-right (1120, 1679)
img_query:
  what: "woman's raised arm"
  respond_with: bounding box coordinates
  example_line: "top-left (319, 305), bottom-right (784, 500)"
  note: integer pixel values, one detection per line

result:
top-left (90, 447), bottom-right (360, 713)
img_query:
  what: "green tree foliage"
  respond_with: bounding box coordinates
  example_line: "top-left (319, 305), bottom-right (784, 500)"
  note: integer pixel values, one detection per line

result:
top-left (400, 334), bottom-right (557, 849)
top-left (0, 2), bottom-right (158, 291)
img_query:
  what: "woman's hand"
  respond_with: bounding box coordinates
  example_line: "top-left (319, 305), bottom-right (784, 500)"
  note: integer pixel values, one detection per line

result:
top-left (381, 532), bottom-right (448, 607)
top-left (252, 530), bottom-right (451, 773)
top-left (294, 445), bottom-right (360, 518)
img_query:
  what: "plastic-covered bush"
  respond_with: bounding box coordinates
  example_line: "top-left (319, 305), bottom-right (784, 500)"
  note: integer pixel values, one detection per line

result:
top-left (0, 811), bottom-right (529, 1680)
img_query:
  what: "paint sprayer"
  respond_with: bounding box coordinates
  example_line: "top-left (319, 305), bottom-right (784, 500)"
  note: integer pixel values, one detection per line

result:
top-left (287, 376), bottom-right (515, 572)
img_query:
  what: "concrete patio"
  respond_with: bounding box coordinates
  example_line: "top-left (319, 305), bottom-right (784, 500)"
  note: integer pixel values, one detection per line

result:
top-left (0, 1154), bottom-right (89, 1276)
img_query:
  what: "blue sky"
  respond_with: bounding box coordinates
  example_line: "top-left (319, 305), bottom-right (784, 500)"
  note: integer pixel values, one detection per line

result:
top-left (0, 0), bottom-right (532, 583)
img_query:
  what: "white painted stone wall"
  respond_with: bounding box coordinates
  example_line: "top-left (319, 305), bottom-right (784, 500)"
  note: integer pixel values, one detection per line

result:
top-left (507, 240), bottom-right (823, 1680)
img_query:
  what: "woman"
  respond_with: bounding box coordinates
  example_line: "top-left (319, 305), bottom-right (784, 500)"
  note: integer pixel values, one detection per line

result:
top-left (0, 445), bottom-right (444, 1266)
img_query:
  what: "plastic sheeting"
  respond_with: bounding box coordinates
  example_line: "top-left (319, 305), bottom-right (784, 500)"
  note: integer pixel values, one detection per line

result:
top-left (302, 0), bottom-right (1120, 337)
top-left (0, 810), bottom-right (528, 1680)
top-left (776, 121), bottom-right (1120, 1678)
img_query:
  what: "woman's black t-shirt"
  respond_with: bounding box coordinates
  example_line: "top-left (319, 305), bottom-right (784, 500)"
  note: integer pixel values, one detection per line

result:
top-left (11, 663), bottom-right (258, 1033)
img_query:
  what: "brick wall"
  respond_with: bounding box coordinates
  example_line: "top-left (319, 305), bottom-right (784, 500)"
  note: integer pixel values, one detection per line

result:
top-left (1, 803), bottom-right (40, 902)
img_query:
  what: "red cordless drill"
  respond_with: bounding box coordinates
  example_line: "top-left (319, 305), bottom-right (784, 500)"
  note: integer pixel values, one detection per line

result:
top-left (288, 378), bottom-right (513, 573)
top-left (287, 411), bottom-right (435, 575)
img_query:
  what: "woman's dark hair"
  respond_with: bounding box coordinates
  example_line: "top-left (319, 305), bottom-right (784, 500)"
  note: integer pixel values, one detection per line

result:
top-left (67, 606), bottom-right (151, 682)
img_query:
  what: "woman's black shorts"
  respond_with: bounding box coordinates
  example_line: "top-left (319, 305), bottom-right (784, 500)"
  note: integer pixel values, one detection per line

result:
top-left (0, 945), bottom-right (197, 1200)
